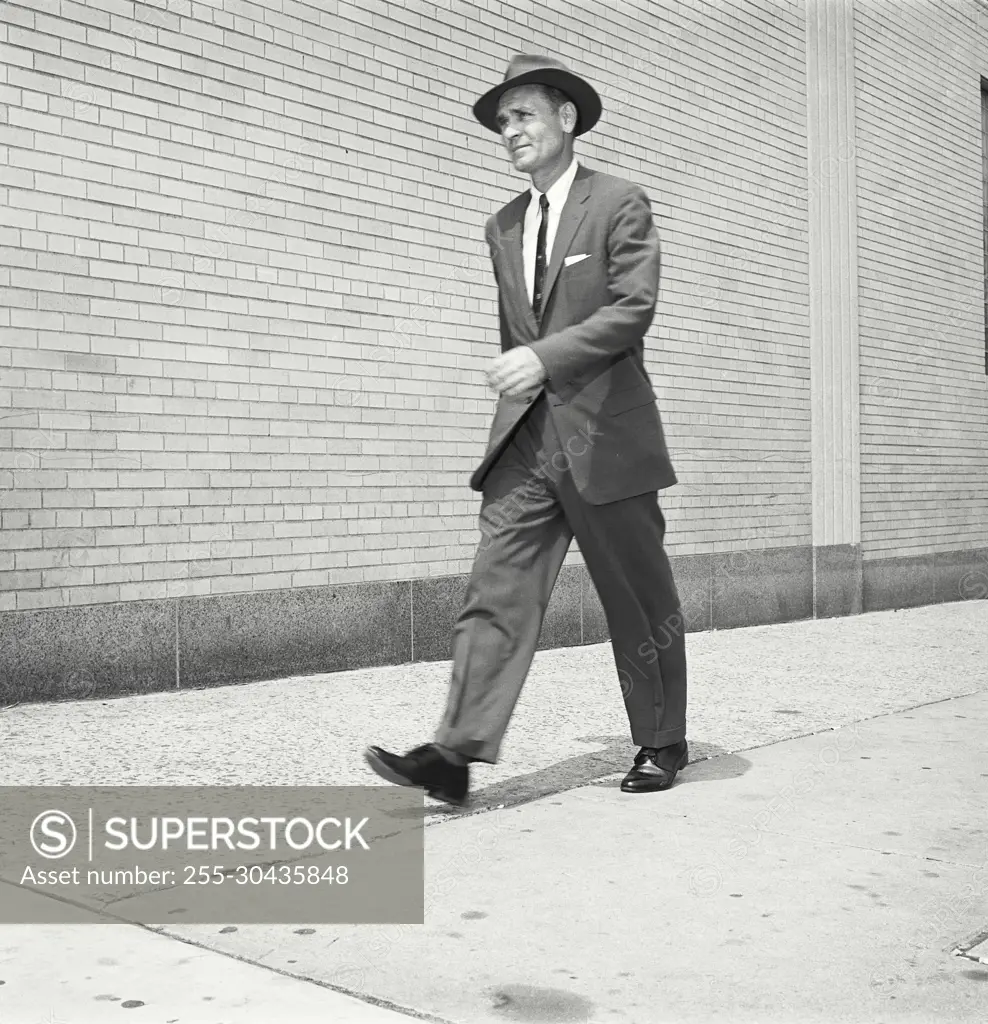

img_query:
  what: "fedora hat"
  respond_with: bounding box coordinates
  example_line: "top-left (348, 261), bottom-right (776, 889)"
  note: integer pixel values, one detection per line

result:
top-left (472, 53), bottom-right (602, 137)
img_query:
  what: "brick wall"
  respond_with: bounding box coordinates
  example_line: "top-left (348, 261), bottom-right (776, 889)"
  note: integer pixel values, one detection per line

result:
top-left (854, 0), bottom-right (988, 557)
top-left (0, 0), bottom-right (816, 614)
top-left (1, 0), bottom-right (985, 626)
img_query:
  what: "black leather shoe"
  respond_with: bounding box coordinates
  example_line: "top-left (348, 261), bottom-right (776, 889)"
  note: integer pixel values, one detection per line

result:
top-left (620, 740), bottom-right (689, 793)
top-left (364, 743), bottom-right (469, 806)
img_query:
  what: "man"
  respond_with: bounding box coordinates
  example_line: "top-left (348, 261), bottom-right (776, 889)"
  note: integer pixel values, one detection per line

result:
top-left (365, 54), bottom-right (688, 805)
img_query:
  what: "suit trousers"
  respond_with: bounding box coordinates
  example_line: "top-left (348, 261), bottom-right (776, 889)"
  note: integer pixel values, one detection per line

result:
top-left (433, 393), bottom-right (688, 764)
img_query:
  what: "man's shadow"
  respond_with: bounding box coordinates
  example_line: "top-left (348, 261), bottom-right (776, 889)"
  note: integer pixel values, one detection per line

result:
top-left (428, 736), bottom-right (752, 818)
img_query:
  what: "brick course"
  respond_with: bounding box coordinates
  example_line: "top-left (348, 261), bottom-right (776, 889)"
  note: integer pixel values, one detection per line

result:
top-left (854, 0), bottom-right (988, 558)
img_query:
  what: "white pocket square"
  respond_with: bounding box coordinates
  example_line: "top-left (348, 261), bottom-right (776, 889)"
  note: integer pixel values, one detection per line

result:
top-left (564, 253), bottom-right (591, 267)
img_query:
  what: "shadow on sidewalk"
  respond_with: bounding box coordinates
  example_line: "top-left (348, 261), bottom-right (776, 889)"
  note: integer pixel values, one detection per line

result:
top-left (429, 737), bottom-right (752, 819)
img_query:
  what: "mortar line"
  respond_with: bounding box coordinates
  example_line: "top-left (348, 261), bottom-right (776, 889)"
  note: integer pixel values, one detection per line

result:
top-left (174, 600), bottom-right (180, 690)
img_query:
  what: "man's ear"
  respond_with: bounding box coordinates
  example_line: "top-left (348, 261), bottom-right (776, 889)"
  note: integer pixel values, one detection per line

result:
top-left (560, 100), bottom-right (578, 135)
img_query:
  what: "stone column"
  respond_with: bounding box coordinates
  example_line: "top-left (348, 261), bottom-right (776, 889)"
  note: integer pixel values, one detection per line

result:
top-left (805, 0), bottom-right (863, 616)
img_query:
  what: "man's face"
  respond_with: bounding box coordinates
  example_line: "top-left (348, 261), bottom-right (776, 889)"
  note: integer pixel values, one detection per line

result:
top-left (495, 85), bottom-right (574, 175)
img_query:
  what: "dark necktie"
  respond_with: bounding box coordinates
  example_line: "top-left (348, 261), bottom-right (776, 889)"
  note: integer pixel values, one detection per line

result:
top-left (532, 192), bottom-right (549, 318)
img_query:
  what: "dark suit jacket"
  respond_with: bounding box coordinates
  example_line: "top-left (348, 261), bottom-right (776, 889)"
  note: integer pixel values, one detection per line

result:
top-left (470, 163), bottom-right (678, 505)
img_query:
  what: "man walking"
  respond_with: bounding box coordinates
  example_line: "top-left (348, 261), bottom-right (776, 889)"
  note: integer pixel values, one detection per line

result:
top-left (365, 54), bottom-right (688, 805)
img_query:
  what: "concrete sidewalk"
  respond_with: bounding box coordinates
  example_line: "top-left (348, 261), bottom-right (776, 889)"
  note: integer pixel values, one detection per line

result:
top-left (157, 689), bottom-right (988, 1023)
top-left (0, 888), bottom-right (416, 1023)
top-left (0, 600), bottom-right (986, 1022)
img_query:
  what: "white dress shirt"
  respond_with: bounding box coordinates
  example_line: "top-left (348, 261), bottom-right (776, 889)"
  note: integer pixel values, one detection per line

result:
top-left (524, 157), bottom-right (580, 306)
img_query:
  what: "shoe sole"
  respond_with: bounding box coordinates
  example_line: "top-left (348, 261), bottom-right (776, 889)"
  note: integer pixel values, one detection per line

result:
top-left (363, 748), bottom-right (468, 807)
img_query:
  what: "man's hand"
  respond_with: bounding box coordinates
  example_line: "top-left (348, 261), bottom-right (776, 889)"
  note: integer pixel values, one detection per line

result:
top-left (486, 345), bottom-right (548, 398)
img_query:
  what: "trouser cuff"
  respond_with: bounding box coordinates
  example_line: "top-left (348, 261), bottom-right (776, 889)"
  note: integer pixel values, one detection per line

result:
top-left (631, 726), bottom-right (687, 749)
top-left (433, 729), bottom-right (498, 765)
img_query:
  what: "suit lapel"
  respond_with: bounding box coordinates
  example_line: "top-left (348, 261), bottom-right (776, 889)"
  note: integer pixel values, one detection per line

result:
top-left (494, 166), bottom-right (595, 338)
top-left (538, 167), bottom-right (592, 325)
top-left (497, 192), bottom-right (538, 336)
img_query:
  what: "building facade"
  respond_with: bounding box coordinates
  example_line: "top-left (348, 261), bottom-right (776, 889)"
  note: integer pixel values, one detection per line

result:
top-left (1, 0), bottom-right (986, 703)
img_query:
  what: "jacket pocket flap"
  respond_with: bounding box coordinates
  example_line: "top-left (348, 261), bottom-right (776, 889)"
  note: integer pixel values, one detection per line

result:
top-left (602, 385), bottom-right (656, 415)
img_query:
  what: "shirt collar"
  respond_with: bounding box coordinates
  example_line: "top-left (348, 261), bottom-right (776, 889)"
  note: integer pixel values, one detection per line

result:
top-left (530, 156), bottom-right (580, 210)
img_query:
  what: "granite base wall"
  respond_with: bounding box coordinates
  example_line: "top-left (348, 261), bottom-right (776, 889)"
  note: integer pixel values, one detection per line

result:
top-left (3, 546), bottom-right (986, 706)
